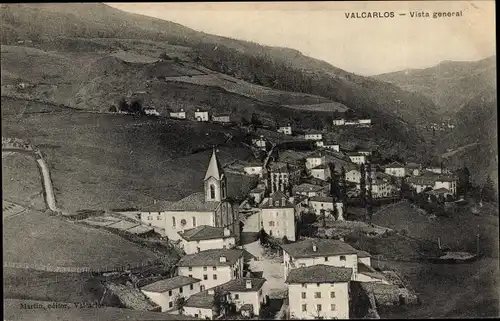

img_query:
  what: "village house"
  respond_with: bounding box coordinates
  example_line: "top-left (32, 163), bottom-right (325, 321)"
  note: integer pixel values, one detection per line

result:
top-left (249, 187), bottom-right (265, 205)
top-left (434, 176), bottom-right (458, 195)
top-left (308, 196), bottom-right (334, 216)
top-left (260, 191), bottom-right (296, 241)
top-left (358, 119), bottom-right (372, 127)
top-left (268, 162), bottom-right (301, 194)
top-left (293, 183), bottom-right (329, 198)
top-left (286, 265), bottom-right (352, 320)
top-left (251, 135), bottom-right (267, 151)
top-left (406, 162), bottom-right (422, 176)
top-left (144, 107), bottom-right (160, 116)
top-left (357, 150), bottom-right (372, 156)
top-left (332, 119), bottom-right (346, 126)
top-left (177, 248), bottom-right (245, 291)
top-left (304, 131), bottom-right (323, 141)
top-left (212, 114), bottom-right (231, 123)
top-left (305, 152), bottom-right (326, 171)
top-left (178, 225), bottom-right (236, 255)
top-left (407, 176), bottom-right (435, 193)
top-left (243, 164), bottom-right (263, 177)
top-left (345, 168), bottom-right (375, 184)
top-left (323, 142), bottom-right (340, 152)
top-left (195, 109), bottom-right (210, 122)
top-left (170, 109), bottom-right (186, 119)
top-left (315, 140), bottom-right (324, 148)
top-left (424, 167), bottom-right (450, 175)
top-left (347, 152), bottom-right (367, 165)
top-left (310, 164), bottom-right (331, 181)
top-left (356, 179), bottom-right (396, 198)
top-left (183, 288), bottom-right (230, 319)
top-left (344, 120), bottom-right (359, 126)
top-left (135, 149), bottom-right (239, 242)
top-left (384, 161), bottom-right (407, 177)
top-left (140, 276), bottom-right (202, 312)
top-left (407, 174), bottom-right (457, 195)
top-left (424, 188), bottom-right (454, 202)
top-left (278, 124), bottom-right (293, 135)
top-left (217, 278), bottom-right (267, 316)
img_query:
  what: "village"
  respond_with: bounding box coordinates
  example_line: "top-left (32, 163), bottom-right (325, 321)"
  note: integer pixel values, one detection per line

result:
top-left (38, 104), bottom-right (468, 320)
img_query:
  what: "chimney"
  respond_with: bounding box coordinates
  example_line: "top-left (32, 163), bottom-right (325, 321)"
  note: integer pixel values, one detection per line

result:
top-left (245, 280), bottom-right (252, 289)
top-left (219, 256), bottom-right (227, 263)
top-left (223, 228), bottom-right (230, 237)
top-left (180, 108), bottom-right (184, 112)
top-left (196, 108), bottom-right (200, 112)
top-left (312, 243), bottom-right (317, 252)
top-left (208, 289), bottom-right (215, 295)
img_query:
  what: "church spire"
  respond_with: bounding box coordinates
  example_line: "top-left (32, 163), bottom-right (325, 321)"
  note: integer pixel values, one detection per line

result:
top-left (204, 147), bottom-right (224, 181)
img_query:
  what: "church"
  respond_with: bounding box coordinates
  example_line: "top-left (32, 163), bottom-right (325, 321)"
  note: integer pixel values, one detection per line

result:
top-left (136, 149), bottom-right (240, 242)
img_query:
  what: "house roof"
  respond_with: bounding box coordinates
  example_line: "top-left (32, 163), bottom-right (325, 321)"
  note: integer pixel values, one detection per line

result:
top-left (141, 276), bottom-right (201, 293)
top-left (405, 162), bottom-right (421, 169)
top-left (286, 265), bottom-right (352, 284)
top-left (424, 188), bottom-right (451, 195)
top-left (356, 250), bottom-right (371, 258)
top-left (384, 161), bottom-right (405, 169)
top-left (142, 200), bottom-right (177, 212)
top-left (250, 188), bottom-right (265, 193)
top-left (305, 131), bottom-right (322, 135)
top-left (177, 249), bottom-right (244, 267)
top-left (293, 183), bottom-right (327, 193)
top-left (357, 262), bottom-right (386, 281)
top-left (306, 152), bottom-right (324, 159)
top-left (347, 152), bottom-right (366, 157)
top-left (268, 162), bottom-right (289, 172)
top-left (281, 238), bottom-right (359, 259)
top-left (184, 290), bottom-right (215, 309)
top-left (205, 149), bottom-right (224, 180)
top-left (309, 196), bottom-right (335, 203)
top-left (312, 164), bottom-right (328, 170)
top-left (261, 191), bottom-right (295, 209)
top-left (178, 225), bottom-right (232, 241)
top-left (435, 176), bottom-right (458, 182)
top-left (217, 278), bottom-right (266, 293)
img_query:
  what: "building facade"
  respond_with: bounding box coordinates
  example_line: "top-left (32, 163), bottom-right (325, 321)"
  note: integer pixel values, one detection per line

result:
top-left (347, 153), bottom-right (367, 164)
top-left (178, 226), bottom-right (236, 254)
top-left (140, 276), bottom-right (201, 312)
top-left (195, 109), bottom-right (209, 122)
top-left (170, 109), bottom-right (186, 119)
top-left (212, 114), bottom-right (231, 123)
top-left (278, 125), bottom-right (292, 135)
top-left (260, 191), bottom-right (296, 241)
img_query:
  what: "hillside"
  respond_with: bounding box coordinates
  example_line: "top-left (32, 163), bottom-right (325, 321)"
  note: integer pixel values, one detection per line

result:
top-left (374, 56), bottom-right (496, 117)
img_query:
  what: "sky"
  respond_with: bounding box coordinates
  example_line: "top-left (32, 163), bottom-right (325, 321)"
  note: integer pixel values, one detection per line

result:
top-left (107, 1), bottom-right (496, 76)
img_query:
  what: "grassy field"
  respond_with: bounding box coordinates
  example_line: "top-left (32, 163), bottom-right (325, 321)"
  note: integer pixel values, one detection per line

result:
top-left (372, 201), bottom-right (499, 258)
top-left (3, 209), bottom-right (159, 269)
top-left (2, 97), bottom-right (255, 212)
top-left (377, 258), bottom-right (499, 318)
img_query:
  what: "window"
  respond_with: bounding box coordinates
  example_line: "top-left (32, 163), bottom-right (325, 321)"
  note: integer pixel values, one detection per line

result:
top-left (168, 290), bottom-right (172, 296)
top-left (340, 255), bottom-right (346, 261)
top-left (299, 263), bottom-right (306, 268)
top-left (194, 314), bottom-right (199, 318)
top-left (330, 304), bottom-right (336, 311)
top-left (315, 292), bottom-right (321, 298)
top-left (330, 291), bottom-right (335, 298)
top-left (317, 304), bottom-right (322, 312)
top-left (210, 185), bottom-right (216, 199)
top-left (172, 217), bottom-right (176, 227)
top-left (179, 287), bottom-right (183, 294)
top-left (169, 302), bottom-right (173, 308)
top-left (324, 257), bottom-right (329, 262)
top-left (301, 292), bottom-right (306, 299)
top-left (203, 266), bottom-right (207, 271)
top-left (302, 304), bottom-right (307, 312)
top-left (148, 216), bottom-right (152, 220)
top-left (213, 274), bottom-right (217, 280)
top-left (223, 245), bottom-right (227, 249)
top-left (317, 283), bottom-right (320, 287)
top-left (192, 216), bottom-right (196, 227)
top-left (213, 266), bottom-right (217, 271)
top-left (188, 267), bottom-right (193, 271)
top-left (157, 216), bottom-right (161, 220)
top-left (268, 221), bottom-right (275, 227)
top-left (190, 284), bottom-right (194, 290)
top-left (301, 284), bottom-right (307, 288)
top-left (200, 285), bottom-right (205, 291)
top-left (234, 294), bottom-right (239, 299)
top-left (203, 274), bottom-right (208, 280)
top-left (189, 274), bottom-right (193, 278)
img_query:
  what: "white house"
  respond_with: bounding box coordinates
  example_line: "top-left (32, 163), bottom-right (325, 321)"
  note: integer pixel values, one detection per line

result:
top-left (323, 143), bottom-right (340, 152)
top-left (405, 162), bottom-right (421, 176)
top-left (384, 162), bottom-right (407, 177)
top-left (177, 248), bottom-right (245, 291)
top-left (304, 132), bottom-right (323, 141)
top-left (144, 108), bottom-right (160, 116)
top-left (357, 150), bottom-right (372, 156)
top-left (347, 153), bottom-right (367, 164)
top-left (281, 239), bottom-right (360, 280)
top-left (434, 176), bottom-right (457, 195)
top-left (358, 119), bottom-right (372, 127)
top-left (195, 109), bottom-right (209, 122)
top-left (308, 196), bottom-right (334, 216)
top-left (183, 288), bottom-right (229, 319)
top-left (315, 141), bottom-right (324, 148)
top-left (243, 164), bottom-right (263, 177)
top-left (293, 183), bottom-right (328, 198)
top-left (286, 265), bottom-right (352, 320)
top-left (345, 168), bottom-right (374, 184)
top-left (260, 191), bottom-right (296, 241)
top-left (268, 162), bottom-right (301, 194)
top-left (178, 225), bottom-right (236, 255)
top-left (251, 136), bottom-right (267, 150)
top-left (218, 278), bottom-right (267, 316)
top-left (136, 149), bottom-right (239, 242)
top-left (170, 109), bottom-right (186, 119)
top-left (356, 179), bottom-right (396, 198)
top-left (140, 276), bottom-right (201, 312)
top-left (212, 114), bottom-right (231, 123)
top-left (278, 124), bottom-right (292, 135)
top-left (407, 174), bottom-right (457, 195)
top-left (310, 164), bottom-right (330, 181)
top-left (305, 153), bottom-right (325, 171)
top-left (332, 119), bottom-right (346, 126)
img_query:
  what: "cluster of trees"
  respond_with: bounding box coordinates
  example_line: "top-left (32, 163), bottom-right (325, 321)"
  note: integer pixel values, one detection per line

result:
top-left (109, 97), bottom-right (145, 115)
top-left (358, 163), bottom-right (375, 223)
top-left (456, 167), bottom-right (496, 203)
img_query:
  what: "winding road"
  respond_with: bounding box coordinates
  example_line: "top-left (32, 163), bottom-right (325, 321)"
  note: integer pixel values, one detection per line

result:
top-left (2, 147), bottom-right (61, 213)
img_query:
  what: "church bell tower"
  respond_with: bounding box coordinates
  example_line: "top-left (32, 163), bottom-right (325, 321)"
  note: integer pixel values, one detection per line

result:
top-left (204, 148), bottom-right (227, 202)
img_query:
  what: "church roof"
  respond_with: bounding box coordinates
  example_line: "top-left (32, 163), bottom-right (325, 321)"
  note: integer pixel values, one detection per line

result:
top-left (169, 192), bottom-right (221, 212)
top-left (204, 149), bottom-right (224, 181)
top-left (178, 225), bottom-right (232, 241)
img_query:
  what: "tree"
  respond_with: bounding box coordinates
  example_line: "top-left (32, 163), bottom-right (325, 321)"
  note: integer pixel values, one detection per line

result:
top-left (109, 105), bottom-right (117, 112)
top-left (340, 166), bottom-right (348, 212)
top-left (241, 116), bottom-right (250, 126)
top-left (366, 163), bottom-right (374, 223)
top-left (251, 113), bottom-right (262, 129)
top-left (259, 228), bottom-right (269, 245)
top-left (159, 52), bottom-right (171, 60)
top-left (118, 97), bottom-right (129, 112)
top-left (213, 288), bottom-right (231, 317)
top-left (130, 99), bottom-right (144, 115)
top-left (359, 163), bottom-right (366, 207)
top-left (282, 235), bottom-right (290, 244)
top-left (482, 175), bottom-right (496, 202)
top-left (174, 295), bottom-right (186, 314)
top-left (456, 166), bottom-right (472, 198)
top-left (329, 162), bottom-right (339, 200)
top-left (319, 209), bottom-right (326, 228)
